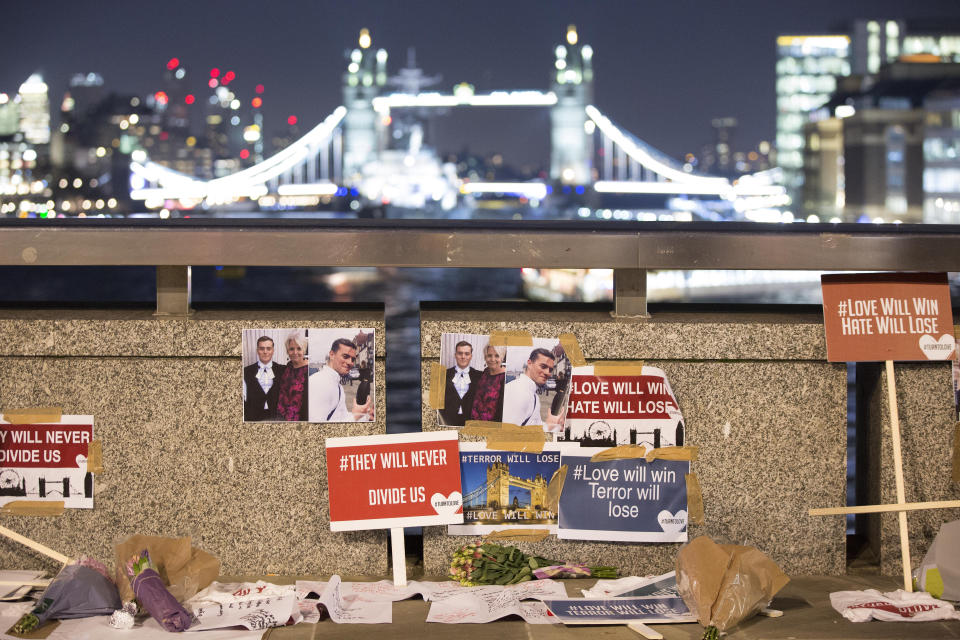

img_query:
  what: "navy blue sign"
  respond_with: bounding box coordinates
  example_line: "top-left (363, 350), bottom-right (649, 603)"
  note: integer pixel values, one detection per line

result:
top-left (543, 596), bottom-right (694, 624)
top-left (558, 450), bottom-right (688, 542)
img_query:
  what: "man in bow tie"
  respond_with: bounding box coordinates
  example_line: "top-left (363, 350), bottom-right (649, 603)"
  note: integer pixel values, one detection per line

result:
top-left (243, 336), bottom-right (286, 421)
top-left (440, 340), bottom-right (482, 426)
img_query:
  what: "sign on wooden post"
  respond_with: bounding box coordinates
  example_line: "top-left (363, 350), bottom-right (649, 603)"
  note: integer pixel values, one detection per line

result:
top-left (815, 273), bottom-right (960, 591)
top-left (325, 431), bottom-right (463, 586)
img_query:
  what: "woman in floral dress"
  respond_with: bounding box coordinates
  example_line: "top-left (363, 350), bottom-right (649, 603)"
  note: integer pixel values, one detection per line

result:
top-left (275, 332), bottom-right (309, 421)
top-left (469, 344), bottom-right (505, 422)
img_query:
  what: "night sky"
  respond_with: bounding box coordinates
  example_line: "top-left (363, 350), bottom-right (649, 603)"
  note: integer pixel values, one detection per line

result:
top-left (3, 1), bottom-right (959, 169)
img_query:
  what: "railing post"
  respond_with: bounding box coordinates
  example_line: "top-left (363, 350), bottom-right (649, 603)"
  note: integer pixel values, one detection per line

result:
top-left (613, 268), bottom-right (649, 318)
top-left (155, 266), bottom-right (192, 316)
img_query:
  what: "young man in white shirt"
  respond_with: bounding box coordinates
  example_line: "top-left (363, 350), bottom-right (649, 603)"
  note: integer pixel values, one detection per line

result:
top-left (309, 338), bottom-right (373, 422)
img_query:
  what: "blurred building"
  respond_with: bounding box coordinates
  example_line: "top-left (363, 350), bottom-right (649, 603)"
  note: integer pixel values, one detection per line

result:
top-left (775, 35), bottom-right (850, 203)
top-left (18, 73), bottom-right (50, 147)
top-left (804, 61), bottom-right (960, 223)
top-left (0, 93), bottom-right (18, 137)
top-left (777, 19), bottom-right (960, 211)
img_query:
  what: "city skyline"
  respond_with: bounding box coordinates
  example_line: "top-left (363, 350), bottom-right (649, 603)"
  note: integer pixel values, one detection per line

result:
top-left (3, 0), bottom-right (960, 168)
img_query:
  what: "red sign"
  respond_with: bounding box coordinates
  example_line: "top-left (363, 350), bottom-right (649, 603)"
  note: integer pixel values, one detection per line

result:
top-left (325, 431), bottom-right (463, 531)
top-left (567, 375), bottom-right (678, 420)
top-left (821, 273), bottom-right (955, 362)
top-left (0, 423), bottom-right (92, 468)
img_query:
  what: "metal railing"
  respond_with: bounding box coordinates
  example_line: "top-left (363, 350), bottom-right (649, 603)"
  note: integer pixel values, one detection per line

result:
top-left (2, 219), bottom-right (959, 315)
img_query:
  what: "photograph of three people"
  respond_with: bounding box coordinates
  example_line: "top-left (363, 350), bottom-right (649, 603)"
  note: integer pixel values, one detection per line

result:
top-left (437, 332), bottom-right (571, 432)
top-left (242, 327), bottom-right (375, 423)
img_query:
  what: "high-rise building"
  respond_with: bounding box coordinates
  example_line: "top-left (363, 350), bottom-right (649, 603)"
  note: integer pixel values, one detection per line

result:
top-left (777, 19), bottom-right (960, 210)
top-left (775, 35), bottom-right (851, 201)
top-left (18, 73), bottom-right (50, 145)
top-left (0, 93), bottom-right (18, 137)
top-left (922, 87), bottom-right (960, 223)
top-left (803, 61), bottom-right (960, 224)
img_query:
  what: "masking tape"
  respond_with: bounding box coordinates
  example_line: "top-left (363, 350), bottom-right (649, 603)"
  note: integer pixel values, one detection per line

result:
top-left (0, 501), bottom-right (65, 517)
top-left (686, 473), bottom-right (705, 525)
top-left (1, 407), bottom-right (62, 424)
top-left (486, 437), bottom-right (545, 454)
top-left (952, 422), bottom-right (960, 484)
top-left (559, 333), bottom-right (587, 368)
top-left (590, 444), bottom-right (699, 463)
top-left (484, 529), bottom-right (550, 542)
top-left (546, 465), bottom-right (567, 513)
top-left (429, 363), bottom-right (446, 410)
top-left (489, 330), bottom-right (534, 347)
top-left (590, 444), bottom-right (647, 462)
top-left (462, 422), bottom-right (547, 453)
top-left (592, 361), bottom-right (645, 376)
top-left (86, 440), bottom-right (103, 474)
top-left (645, 446), bottom-right (699, 463)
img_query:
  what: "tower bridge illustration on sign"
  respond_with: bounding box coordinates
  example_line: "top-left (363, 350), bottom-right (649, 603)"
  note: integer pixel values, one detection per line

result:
top-left (461, 461), bottom-right (555, 524)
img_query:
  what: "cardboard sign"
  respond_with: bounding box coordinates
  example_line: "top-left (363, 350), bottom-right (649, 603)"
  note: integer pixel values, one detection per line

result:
top-left (561, 365), bottom-right (684, 448)
top-left (543, 596), bottom-right (694, 624)
top-left (821, 273), bottom-right (955, 362)
top-left (558, 448), bottom-right (688, 542)
top-left (325, 431), bottom-right (463, 531)
top-left (0, 416), bottom-right (94, 509)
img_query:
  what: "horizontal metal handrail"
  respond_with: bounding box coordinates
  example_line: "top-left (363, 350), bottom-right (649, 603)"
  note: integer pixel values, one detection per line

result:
top-left (2, 219), bottom-right (960, 271)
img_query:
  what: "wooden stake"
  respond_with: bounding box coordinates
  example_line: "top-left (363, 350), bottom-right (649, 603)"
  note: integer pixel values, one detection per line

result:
top-left (809, 499), bottom-right (960, 516)
top-left (390, 527), bottom-right (407, 587)
top-left (886, 360), bottom-right (912, 592)
top-left (627, 622), bottom-right (664, 639)
top-left (0, 525), bottom-right (71, 565)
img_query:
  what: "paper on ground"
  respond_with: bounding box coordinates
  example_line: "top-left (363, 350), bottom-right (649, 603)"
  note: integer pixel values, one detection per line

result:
top-left (37, 615), bottom-right (267, 640)
top-left (830, 589), bottom-right (960, 622)
top-left (582, 575), bottom-right (658, 598)
top-left (0, 571), bottom-right (45, 601)
top-left (427, 588), bottom-right (557, 624)
top-left (584, 571), bottom-right (681, 599)
top-left (296, 578), bottom-right (567, 604)
top-left (186, 580), bottom-right (301, 631)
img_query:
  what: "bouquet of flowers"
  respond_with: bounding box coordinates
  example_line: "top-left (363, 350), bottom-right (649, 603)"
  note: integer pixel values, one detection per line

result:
top-left (125, 549), bottom-right (192, 632)
top-left (449, 542), bottom-right (617, 586)
top-left (10, 557), bottom-right (120, 636)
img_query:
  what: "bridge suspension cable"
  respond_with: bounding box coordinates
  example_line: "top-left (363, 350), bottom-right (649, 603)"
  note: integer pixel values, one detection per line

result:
top-left (130, 107), bottom-right (347, 203)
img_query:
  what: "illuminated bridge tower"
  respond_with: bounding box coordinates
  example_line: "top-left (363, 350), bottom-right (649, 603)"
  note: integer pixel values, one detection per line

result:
top-left (550, 25), bottom-right (593, 185)
top-left (486, 462), bottom-right (511, 509)
top-left (342, 29), bottom-right (388, 181)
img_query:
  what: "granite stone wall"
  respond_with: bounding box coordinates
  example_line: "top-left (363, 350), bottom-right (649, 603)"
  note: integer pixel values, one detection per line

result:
top-left (0, 308), bottom-right (387, 576)
top-left (867, 359), bottom-right (959, 576)
top-left (421, 308), bottom-right (849, 577)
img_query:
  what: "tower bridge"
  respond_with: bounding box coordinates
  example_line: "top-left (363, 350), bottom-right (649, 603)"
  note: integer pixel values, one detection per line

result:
top-left (130, 27), bottom-right (786, 216)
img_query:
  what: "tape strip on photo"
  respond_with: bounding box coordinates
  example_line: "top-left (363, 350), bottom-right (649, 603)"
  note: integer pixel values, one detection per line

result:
top-left (484, 528), bottom-right (551, 542)
top-left (559, 333), bottom-right (587, 368)
top-left (590, 444), bottom-right (699, 463)
top-left (0, 501), bottom-right (65, 517)
top-left (462, 421), bottom-right (547, 453)
top-left (590, 444), bottom-right (646, 462)
top-left (1, 407), bottom-right (63, 424)
top-left (86, 440), bottom-right (103, 474)
top-left (953, 421), bottom-right (960, 484)
top-left (686, 473), bottom-right (706, 525)
top-left (488, 330), bottom-right (534, 347)
top-left (592, 361), bottom-right (646, 376)
top-left (429, 363), bottom-right (446, 410)
top-left (546, 464), bottom-right (567, 513)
